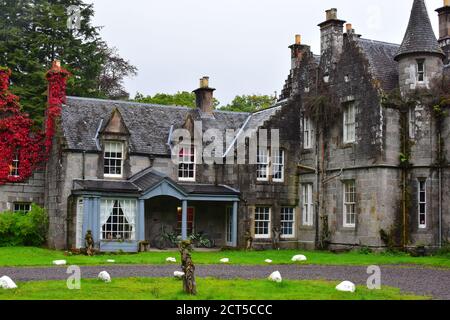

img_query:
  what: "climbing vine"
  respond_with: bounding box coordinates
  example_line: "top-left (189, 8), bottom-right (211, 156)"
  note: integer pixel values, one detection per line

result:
top-left (380, 75), bottom-right (450, 248)
top-left (0, 65), bottom-right (69, 185)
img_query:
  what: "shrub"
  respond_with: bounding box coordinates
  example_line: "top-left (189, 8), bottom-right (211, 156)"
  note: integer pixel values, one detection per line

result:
top-left (0, 204), bottom-right (49, 247)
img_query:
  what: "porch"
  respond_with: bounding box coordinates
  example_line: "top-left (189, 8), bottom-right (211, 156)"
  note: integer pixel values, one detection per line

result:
top-left (72, 169), bottom-right (240, 252)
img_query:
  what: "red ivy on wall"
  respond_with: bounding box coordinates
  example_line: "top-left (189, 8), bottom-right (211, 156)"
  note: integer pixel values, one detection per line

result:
top-left (0, 63), bottom-right (69, 185)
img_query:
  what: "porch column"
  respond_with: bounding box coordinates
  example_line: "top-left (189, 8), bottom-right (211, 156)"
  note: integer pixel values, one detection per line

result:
top-left (138, 200), bottom-right (145, 241)
top-left (82, 197), bottom-right (91, 242)
top-left (182, 200), bottom-right (188, 240)
top-left (92, 197), bottom-right (100, 244)
top-left (232, 201), bottom-right (238, 247)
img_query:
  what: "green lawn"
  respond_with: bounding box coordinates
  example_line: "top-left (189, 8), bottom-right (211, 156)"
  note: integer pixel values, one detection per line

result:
top-left (0, 247), bottom-right (449, 268)
top-left (0, 278), bottom-right (428, 300)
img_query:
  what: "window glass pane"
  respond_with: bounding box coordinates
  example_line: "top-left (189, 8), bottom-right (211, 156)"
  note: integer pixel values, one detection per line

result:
top-left (101, 199), bottom-right (136, 240)
top-left (104, 142), bottom-right (124, 176)
top-left (178, 145), bottom-right (195, 180)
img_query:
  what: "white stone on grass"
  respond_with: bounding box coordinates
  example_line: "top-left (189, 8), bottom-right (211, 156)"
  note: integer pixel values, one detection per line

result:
top-left (291, 255), bottom-right (307, 262)
top-left (265, 259), bottom-right (273, 264)
top-left (106, 259), bottom-right (115, 263)
top-left (220, 258), bottom-right (230, 263)
top-left (268, 271), bottom-right (282, 283)
top-left (52, 260), bottom-right (67, 266)
top-left (98, 271), bottom-right (111, 283)
top-left (0, 276), bottom-right (17, 289)
top-left (336, 281), bottom-right (356, 293)
top-left (166, 257), bottom-right (177, 263)
top-left (174, 271), bottom-right (185, 279)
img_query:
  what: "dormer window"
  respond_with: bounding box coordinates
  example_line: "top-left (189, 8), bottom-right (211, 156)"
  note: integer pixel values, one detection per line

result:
top-left (9, 153), bottom-right (20, 177)
top-left (104, 141), bottom-right (124, 178)
top-left (417, 59), bottom-right (425, 82)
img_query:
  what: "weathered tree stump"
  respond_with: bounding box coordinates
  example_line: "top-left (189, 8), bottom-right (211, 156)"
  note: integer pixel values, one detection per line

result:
top-left (85, 230), bottom-right (94, 256)
top-left (179, 240), bottom-right (197, 295)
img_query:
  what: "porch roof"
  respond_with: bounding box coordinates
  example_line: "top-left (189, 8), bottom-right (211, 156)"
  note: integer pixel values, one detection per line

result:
top-left (72, 168), bottom-right (240, 201)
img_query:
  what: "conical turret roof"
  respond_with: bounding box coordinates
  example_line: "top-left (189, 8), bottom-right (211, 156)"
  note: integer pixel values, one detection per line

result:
top-left (395, 0), bottom-right (445, 61)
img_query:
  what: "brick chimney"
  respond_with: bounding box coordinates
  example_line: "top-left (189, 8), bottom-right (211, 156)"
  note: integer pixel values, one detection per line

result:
top-left (193, 76), bottom-right (215, 114)
top-left (437, 0), bottom-right (450, 64)
top-left (289, 34), bottom-right (311, 69)
top-left (46, 60), bottom-right (69, 108)
top-left (318, 8), bottom-right (346, 74)
top-left (44, 60), bottom-right (69, 153)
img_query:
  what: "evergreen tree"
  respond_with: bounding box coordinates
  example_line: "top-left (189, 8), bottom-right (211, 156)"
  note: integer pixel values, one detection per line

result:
top-left (0, 0), bottom-right (136, 126)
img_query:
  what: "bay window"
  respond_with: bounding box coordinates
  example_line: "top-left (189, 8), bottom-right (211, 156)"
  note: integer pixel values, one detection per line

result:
top-left (100, 199), bottom-right (136, 241)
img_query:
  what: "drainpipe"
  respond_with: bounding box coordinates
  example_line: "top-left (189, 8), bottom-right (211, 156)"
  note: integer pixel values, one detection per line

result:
top-left (439, 166), bottom-right (442, 248)
top-left (82, 151), bottom-right (86, 180)
top-left (314, 129), bottom-right (320, 249)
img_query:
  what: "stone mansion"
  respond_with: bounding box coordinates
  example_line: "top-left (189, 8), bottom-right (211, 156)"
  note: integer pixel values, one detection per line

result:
top-left (0, 0), bottom-right (449, 252)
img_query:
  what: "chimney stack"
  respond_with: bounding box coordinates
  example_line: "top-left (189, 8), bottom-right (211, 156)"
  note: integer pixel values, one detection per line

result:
top-left (194, 76), bottom-right (215, 115)
top-left (318, 8), bottom-right (346, 74)
top-left (289, 34), bottom-right (311, 69)
top-left (437, 0), bottom-right (450, 64)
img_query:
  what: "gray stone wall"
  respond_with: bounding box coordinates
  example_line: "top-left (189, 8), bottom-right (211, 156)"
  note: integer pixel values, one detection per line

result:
top-left (0, 170), bottom-right (45, 212)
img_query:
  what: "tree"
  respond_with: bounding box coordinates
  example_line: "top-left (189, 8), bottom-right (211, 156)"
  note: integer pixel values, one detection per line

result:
top-left (219, 94), bottom-right (277, 113)
top-left (134, 91), bottom-right (220, 109)
top-left (0, 0), bottom-right (137, 125)
top-left (97, 47), bottom-right (137, 100)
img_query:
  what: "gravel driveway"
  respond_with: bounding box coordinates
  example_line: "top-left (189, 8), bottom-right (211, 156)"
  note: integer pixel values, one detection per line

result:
top-left (1, 264), bottom-right (449, 300)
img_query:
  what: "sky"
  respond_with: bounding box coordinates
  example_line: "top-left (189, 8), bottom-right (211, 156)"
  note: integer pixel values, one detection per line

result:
top-left (85, 0), bottom-right (444, 105)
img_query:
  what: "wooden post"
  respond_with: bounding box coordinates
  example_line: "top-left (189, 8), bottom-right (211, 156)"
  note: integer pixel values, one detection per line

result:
top-left (179, 240), bottom-right (197, 295)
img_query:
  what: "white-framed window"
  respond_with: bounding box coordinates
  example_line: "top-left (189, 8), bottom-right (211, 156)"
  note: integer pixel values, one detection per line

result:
top-left (409, 107), bottom-right (416, 139)
top-left (178, 145), bottom-right (196, 181)
top-left (343, 180), bottom-right (356, 228)
top-left (417, 59), bottom-right (425, 83)
top-left (343, 103), bottom-right (356, 143)
top-left (254, 207), bottom-right (271, 238)
top-left (76, 198), bottom-right (84, 249)
top-left (13, 203), bottom-right (31, 213)
top-left (302, 184), bottom-right (314, 226)
top-left (256, 148), bottom-right (269, 181)
top-left (104, 141), bottom-right (124, 178)
top-left (9, 153), bottom-right (20, 177)
top-left (303, 116), bottom-right (314, 149)
top-left (100, 199), bottom-right (136, 241)
top-left (272, 149), bottom-right (285, 182)
top-left (281, 207), bottom-right (295, 238)
top-left (418, 179), bottom-right (427, 229)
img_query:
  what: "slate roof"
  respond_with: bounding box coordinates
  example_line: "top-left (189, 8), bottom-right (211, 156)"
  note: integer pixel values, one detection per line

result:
top-left (73, 180), bottom-right (140, 194)
top-left (73, 168), bottom-right (240, 196)
top-left (358, 38), bottom-right (400, 91)
top-left (395, 0), bottom-right (445, 61)
top-left (62, 97), bottom-right (249, 156)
